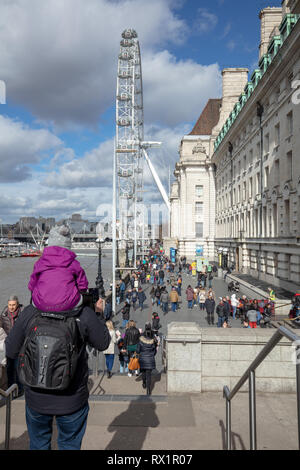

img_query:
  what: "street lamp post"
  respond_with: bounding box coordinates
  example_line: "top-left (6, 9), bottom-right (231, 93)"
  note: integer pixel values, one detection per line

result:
top-left (125, 240), bottom-right (129, 267)
top-left (95, 238), bottom-right (105, 299)
top-left (116, 239), bottom-right (121, 280)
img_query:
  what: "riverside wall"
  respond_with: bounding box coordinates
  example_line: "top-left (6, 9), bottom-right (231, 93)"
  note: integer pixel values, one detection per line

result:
top-left (166, 322), bottom-right (297, 394)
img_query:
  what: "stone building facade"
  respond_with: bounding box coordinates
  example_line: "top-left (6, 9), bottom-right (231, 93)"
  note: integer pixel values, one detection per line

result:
top-left (212, 0), bottom-right (300, 291)
top-left (170, 0), bottom-right (300, 293)
top-left (169, 99), bottom-right (221, 261)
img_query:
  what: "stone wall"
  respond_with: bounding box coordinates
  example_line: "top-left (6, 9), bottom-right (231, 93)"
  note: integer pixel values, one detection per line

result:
top-left (166, 322), bottom-right (297, 394)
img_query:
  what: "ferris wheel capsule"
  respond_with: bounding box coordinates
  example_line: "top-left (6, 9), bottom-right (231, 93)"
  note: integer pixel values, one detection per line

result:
top-left (120, 38), bottom-right (134, 47)
top-left (119, 51), bottom-right (133, 61)
top-left (122, 28), bottom-right (137, 39)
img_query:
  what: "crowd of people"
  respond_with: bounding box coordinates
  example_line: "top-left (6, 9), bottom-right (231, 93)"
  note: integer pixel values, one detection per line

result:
top-left (1, 225), bottom-right (299, 450)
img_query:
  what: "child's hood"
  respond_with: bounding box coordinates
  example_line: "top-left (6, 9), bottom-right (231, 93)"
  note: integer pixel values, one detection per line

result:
top-left (38, 246), bottom-right (77, 268)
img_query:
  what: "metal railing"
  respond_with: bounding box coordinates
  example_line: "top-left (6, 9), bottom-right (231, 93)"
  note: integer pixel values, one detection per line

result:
top-left (0, 384), bottom-right (18, 450)
top-left (223, 325), bottom-right (300, 450)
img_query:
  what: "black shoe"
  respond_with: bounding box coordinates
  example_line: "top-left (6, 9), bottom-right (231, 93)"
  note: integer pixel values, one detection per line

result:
top-left (147, 387), bottom-right (151, 395)
top-left (142, 382), bottom-right (146, 389)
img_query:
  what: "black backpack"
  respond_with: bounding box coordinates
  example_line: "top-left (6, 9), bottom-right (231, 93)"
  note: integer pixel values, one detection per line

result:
top-left (18, 309), bottom-right (84, 391)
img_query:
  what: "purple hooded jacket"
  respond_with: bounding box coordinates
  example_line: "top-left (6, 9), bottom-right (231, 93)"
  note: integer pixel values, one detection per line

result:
top-left (28, 246), bottom-right (89, 312)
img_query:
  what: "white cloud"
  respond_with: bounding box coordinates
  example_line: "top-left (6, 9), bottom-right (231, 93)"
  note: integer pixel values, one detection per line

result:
top-left (227, 40), bottom-right (237, 51)
top-left (194, 8), bottom-right (218, 34)
top-left (0, 115), bottom-right (62, 182)
top-left (0, 0), bottom-right (223, 222)
top-left (143, 51), bottom-right (221, 126)
top-left (0, 0), bottom-right (188, 130)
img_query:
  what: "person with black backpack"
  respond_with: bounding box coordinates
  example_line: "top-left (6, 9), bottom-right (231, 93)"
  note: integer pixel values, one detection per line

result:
top-left (5, 295), bottom-right (110, 450)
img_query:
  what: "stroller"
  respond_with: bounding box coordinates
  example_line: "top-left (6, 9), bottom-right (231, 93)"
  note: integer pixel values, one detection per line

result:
top-left (228, 281), bottom-right (240, 293)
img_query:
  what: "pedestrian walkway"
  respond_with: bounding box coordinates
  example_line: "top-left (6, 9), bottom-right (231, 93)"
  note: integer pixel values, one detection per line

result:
top-left (230, 272), bottom-right (294, 300)
top-left (1, 390), bottom-right (298, 450)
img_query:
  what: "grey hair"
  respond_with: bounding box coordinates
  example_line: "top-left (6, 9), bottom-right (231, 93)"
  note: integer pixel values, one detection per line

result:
top-left (8, 295), bottom-right (19, 304)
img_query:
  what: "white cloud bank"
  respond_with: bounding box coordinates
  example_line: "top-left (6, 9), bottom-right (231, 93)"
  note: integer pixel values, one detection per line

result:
top-left (0, 0), bottom-right (222, 222)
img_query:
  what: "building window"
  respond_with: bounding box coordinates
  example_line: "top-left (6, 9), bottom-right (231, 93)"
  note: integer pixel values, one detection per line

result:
top-left (195, 202), bottom-right (203, 215)
top-left (249, 149), bottom-right (253, 164)
top-left (275, 123), bottom-right (280, 147)
top-left (287, 111), bottom-right (293, 136)
top-left (256, 141), bottom-right (261, 159)
top-left (195, 185), bottom-right (203, 197)
top-left (264, 134), bottom-right (269, 154)
top-left (264, 166), bottom-right (269, 189)
top-left (243, 182), bottom-right (246, 201)
top-left (195, 222), bottom-right (203, 238)
top-left (287, 151), bottom-right (292, 181)
top-left (274, 159), bottom-right (280, 186)
top-left (256, 172), bottom-right (260, 195)
top-left (272, 204), bottom-right (278, 237)
top-left (284, 199), bottom-right (290, 236)
top-left (249, 177), bottom-right (253, 198)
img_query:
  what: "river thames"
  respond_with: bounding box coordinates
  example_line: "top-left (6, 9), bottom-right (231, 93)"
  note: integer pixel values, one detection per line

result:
top-left (0, 250), bottom-right (113, 310)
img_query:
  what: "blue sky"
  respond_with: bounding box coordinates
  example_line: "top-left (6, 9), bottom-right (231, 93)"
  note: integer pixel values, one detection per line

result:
top-left (0, 0), bottom-right (282, 223)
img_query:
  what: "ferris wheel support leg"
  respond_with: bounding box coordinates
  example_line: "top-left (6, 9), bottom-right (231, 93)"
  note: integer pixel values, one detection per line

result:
top-left (142, 149), bottom-right (170, 212)
top-left (112, 139), bottom-right (117, 316)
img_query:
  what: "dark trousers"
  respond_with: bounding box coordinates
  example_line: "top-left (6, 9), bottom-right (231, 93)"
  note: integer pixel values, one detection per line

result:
top-left (141, 369), bottom-right (152, 390)
top-left (6, 357), bottom-right (23, 393)
top-left (206, 311), bottom-right (215, 325)
top-left (26, 404), bottom-right (89, 450)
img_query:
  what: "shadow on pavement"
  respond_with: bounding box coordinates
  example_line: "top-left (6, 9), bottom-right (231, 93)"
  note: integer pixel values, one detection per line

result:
top-left (0, 431), bottom-right (29, 450)
top-left (219, 419), bottom-right (246, 450)
top-left (105, 400), bottom-right (160, 450)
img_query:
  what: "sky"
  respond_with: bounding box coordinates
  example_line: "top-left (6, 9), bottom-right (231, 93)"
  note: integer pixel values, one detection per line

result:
top-left (0, 0), bottom-right (282, 224)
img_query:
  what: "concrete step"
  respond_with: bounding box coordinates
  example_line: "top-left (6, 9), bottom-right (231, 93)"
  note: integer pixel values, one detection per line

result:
top-left (1, 391), bottom-right (299, 450)
top-left (88, 370), bottom-right (167, 398)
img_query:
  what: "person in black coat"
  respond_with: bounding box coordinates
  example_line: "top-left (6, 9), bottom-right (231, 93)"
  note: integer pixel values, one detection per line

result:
top-left (121, 303), bottom-right (130, 329)
top-left (204, 296), bottom-right (216, 325)
top-left (136, 323), bottom-right (157, 395)
top-left (4, 302), bottom-right (110, 450)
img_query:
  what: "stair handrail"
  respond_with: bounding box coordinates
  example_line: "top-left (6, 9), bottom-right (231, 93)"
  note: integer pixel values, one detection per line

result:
top-left (0, 384), bottom-right (19, 450)
top-left (223, 325), bottom-right (300, 450)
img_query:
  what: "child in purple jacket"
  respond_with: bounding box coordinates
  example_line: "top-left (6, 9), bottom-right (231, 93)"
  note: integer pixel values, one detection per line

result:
top-left (28, 225), bottom-right (88, 312)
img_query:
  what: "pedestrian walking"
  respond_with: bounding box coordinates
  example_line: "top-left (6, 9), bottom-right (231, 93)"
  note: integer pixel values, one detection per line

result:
top-left (204, 295), bottom-right (215, 325)
top-left (103, 321), bottom-right (118, 378)
top-left (231, 293), bottom-right (238, 320)
top-left (116, 284), bottom-right (121, 305)
top-left (124, 320), bottom-right (141, 377)
top-left (5, 294), bottom-right (110, 450)
top-left (136, 323), bottom-right (157, 395)
top-left (160, 288), bottom-right (169, 314)
top-left (169, 287), bottom-right (179, 312)
top-left (151, 312), bottom-right (161, 336)
top-left (119, 280), bottom-right (125, 303)
top-left (186, 285), bottom-right (194, 309)
top-left (246, 305), bottom-right (258, 328)
top-left (158, 269), bottom-right (165, 286)
top-left (137, 288), bottom-right (146, 311)
top-left (261, 303), bottom-right (273, 328)
top-left (131, 288), bottom-right (138, 311)
top-left (216, 299), bottom-right (227, 328)
top-left (116, 333), bottom-right (128, 373)
top-left (198, 288), bottom-right (206, 311)
top-left (177, 276), bottom-right (182, 297)
top-left (121, 302), bottom-right (130, 329)
top-left (154, 286), bottom-right (161, 306)
top-left (208, 272), bottom-right (213, 289)
top-left (0, 295), bottom-right (23, 395)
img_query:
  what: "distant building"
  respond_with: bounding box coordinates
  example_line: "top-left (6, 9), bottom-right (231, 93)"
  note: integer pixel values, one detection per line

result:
top-left (18, 217), bottom-right (56, 233)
